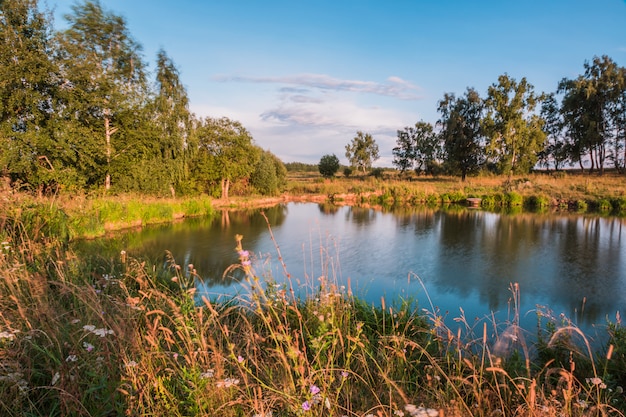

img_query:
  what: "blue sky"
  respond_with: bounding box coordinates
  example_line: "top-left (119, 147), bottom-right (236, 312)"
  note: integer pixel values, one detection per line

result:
top-left (50, 0), bottom-right (626, 166)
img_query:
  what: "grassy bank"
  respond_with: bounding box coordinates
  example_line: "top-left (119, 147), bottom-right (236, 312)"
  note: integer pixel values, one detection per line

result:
top-left (0, 193), bottom-right (214, 240)
top-left (284, 171), bottom-right (626, 215)
top-left (1, 216), bottom-right (625, 416)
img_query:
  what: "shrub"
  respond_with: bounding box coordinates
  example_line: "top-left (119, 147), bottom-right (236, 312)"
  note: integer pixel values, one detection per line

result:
top-left (505, 191), bottom-right (524, 207)
top-left (318, 154), bottom-right (340, 178)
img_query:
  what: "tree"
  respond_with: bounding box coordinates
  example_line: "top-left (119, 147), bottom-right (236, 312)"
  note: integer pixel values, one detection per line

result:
top-left (250, 149), bottom-right (286, 196)
top-left (318, 154), bottom-right (340, 178)
top-left (558, 56), bottom-right (626, 174)
top-left (56, 0), bottom-right (147, 190)
top-left (0, 0), bottom-right (60, 193)
top-left (345, 131), bottom-right (379, 174)
top-left (538, 93), bottom-right (568, 171)
top-left (483, 74), bottom-right (546, 175)
top-left (392, 129), bottom-right (415, 173)
top-left (392, 121), bottom-right (440, 174)
top-left (437, 88), bottom-right (485, 181)
top-left (191, 117), bottom-right (260, 199)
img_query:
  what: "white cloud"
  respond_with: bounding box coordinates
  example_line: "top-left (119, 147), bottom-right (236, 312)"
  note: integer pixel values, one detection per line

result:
top-left (213, 73), bottom-right (423, 100)
top-left (195, 73), bottom-right (424, 164)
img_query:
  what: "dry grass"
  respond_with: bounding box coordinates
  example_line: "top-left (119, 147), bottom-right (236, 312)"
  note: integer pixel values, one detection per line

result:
top-left (1, 210), bottom-right (625, 416)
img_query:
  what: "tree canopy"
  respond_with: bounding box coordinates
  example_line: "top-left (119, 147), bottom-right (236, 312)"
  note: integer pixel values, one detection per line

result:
top-left (1, 0), bottom-right (624, 196)
top-left (318, 154), bottom-right (340, 178)
top-left (345, 131), bottom-right (379, 174)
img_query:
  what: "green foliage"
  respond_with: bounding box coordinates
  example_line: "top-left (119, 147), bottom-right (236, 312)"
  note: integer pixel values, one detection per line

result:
top-left (611, 197), bottom-right (626, 213)
top-left (318, 154), bottom-right (340, 178)
top-left (191, 117), bottom-right (261, 199)
top-left (526, 194), bottom-right (550, 209)
top-left (284, 161), bottom-right (318, 172)
top-left (484, 74), bottom-right (546, 175)
top-left (345, 131), bottom-right (379, 174)
top-left (575, 199), bottom-right (588, 213)
top-left (438, 88), bottom-right (485, 181)
top-left (505, 191), bottom-right (524, 206)
top-left (369, 167), bottom-right (384, 179)
top-left (393, 121), bottom-right (440, 173)
top-left (250, 150), bottom-right (286, 195)
top-left (558, 56), bottom-right (626, 174)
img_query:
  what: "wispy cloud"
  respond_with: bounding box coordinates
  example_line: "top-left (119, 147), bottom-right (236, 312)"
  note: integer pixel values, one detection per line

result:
top-left (213, 73), bottom-right (422, 100)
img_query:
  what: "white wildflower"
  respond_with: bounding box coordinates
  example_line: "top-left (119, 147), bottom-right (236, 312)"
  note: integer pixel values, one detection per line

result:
top-left (92, 328), bottom-right (114, 337)
top-left (65, 355), bottom-right (78, 362)
top-left (0, 330), bottom-right (15, 341)
top-left (51, 371), bottom-right (60, 386)
top-left (82, 324), bottom-right (96, 332)
top-left (200, 369), bottom-right (214, 379)
top-left (586, 377), bottom-right (603, 386)
top-left (216, 378), bottom-right (239, 388)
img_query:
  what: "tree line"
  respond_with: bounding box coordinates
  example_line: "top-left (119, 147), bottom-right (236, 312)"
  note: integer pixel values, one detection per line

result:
top-left (0, 0), bottom-right (286, 198)
top-left (3, 1), bottom-right (625, 198)
top-left (324, 57), bottom-right (626, 181)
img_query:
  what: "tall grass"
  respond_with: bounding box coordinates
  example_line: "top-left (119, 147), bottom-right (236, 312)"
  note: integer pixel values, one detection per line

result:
top-left (1, 214), bottom-right (625, 416)
top-left (0, 194), bottom-right (214, 241)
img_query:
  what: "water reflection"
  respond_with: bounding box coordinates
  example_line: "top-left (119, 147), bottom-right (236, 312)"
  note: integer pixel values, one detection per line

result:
top-left (72, 203), bottom-right (625, 331)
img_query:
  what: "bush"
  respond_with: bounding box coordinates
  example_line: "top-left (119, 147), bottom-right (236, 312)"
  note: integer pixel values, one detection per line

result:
top-left (318, 154), bottom-right (340, 178)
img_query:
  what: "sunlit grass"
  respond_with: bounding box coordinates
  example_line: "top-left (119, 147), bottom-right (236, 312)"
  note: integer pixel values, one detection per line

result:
top-left (1, 208), bottom-right (625, 416)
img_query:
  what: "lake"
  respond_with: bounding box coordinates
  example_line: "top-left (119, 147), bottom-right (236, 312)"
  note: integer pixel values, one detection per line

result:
top-left (73, 202), bottom-right (625, 337)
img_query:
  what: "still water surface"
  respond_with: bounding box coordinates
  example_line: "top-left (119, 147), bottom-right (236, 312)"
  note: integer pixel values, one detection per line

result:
top-left (74, 203), bottom-right (625, 334)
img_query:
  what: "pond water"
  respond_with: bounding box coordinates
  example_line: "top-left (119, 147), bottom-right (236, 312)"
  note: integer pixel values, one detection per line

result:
top-left (73, 202), bottom-right (625, 337)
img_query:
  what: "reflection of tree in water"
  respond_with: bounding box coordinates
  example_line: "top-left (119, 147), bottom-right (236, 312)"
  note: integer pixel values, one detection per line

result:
top-left (345, 206), bottom-right (376, 226)
top-left (392, 206), bottom-right (437, 233)
top-left (72, 205), bottom-right (289, 288)
top-left (552, 216), bottom-right (624, 322)
top-left (431, 211), bottom-right (624, 323)
top-left (318, 202), bottom-right (341, 215)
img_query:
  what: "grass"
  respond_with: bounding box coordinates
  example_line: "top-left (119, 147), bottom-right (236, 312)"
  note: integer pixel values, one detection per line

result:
top-left (1, 207), bottom-right (625, 416)
top-left (284, 171), bottom-right (626, 215)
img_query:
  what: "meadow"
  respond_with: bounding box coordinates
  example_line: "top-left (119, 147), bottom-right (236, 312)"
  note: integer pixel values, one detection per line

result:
top-left (1, 172), bottom-right (626, 416)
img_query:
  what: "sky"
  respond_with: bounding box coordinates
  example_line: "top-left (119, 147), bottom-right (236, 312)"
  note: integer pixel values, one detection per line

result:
top-left (49, 0), bottom-right (626, 166)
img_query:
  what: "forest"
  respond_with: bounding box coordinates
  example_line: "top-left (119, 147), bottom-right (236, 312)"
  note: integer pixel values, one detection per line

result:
top-left (1, 0), bottom-right (625, 199)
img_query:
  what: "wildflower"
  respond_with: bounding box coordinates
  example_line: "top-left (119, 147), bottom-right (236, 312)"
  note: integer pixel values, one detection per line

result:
top-left (200, 369), bottom-right (215, 379)
top-left (216, 378), bottom-right (239, 388)
top-left (237, 355), bottom-right (244, 363)
top-left (340, 371), bottom-right (349, 378)
top-left (51, 371), bottom-right (60, 386)
top-left (83, 324), bottom-right (96, 332)
top-left (586, 377), bottom-right (603, 386)
top-left (394, 410), bottom-right (405, 417)
top-left (310, 385), bottom-right (320, 395)
top-left (92, 328), bottom-right (114, 337)
top-left (83, 342), bottom-right (94, 352)
top-left (71, 319), bottom-right (80, 324)
top-left (125, 361), bottom-right (138, 367)
top-left (0, 330), bottom-right (15, 341)
top-left (65, 355), bottom-right (78, 362)
top-left (301, 401), bottom-right (311, 411)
